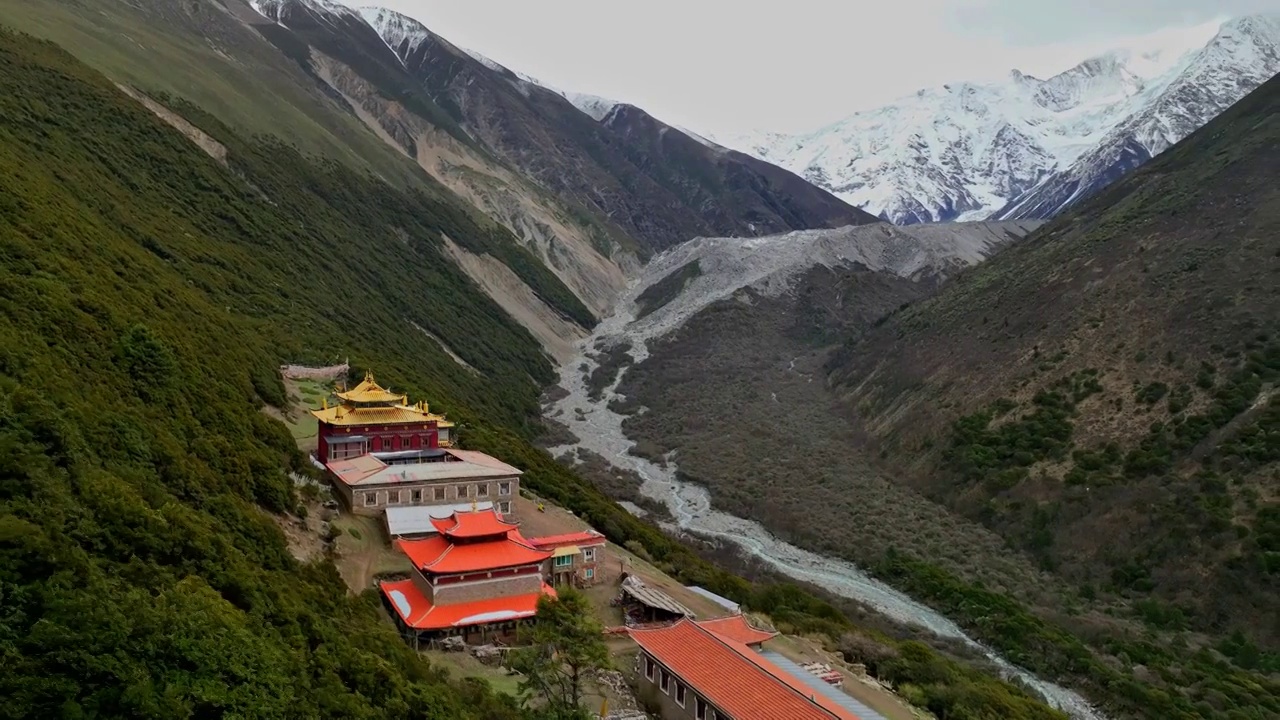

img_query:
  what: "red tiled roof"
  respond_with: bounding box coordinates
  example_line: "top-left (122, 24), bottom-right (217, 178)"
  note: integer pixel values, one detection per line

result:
top-left (381, 579), bottom-right (556, 630)
top-left (395, 531), bottom-right (550, 574)
top-left (629, 619), bottom-right (859, 720)
top-left (528, 530), bottom-right (607, 549)
top-left (696, 615), bottom-right (778, 646)
top-left (432, 508), bottom-right (520, 539)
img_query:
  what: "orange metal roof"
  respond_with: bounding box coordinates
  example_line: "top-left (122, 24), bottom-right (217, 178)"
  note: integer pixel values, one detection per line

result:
top-left (629, 619), bottom-right (859, 720)
top-left (381, 578), bottom-right (557, 630)
top-left (395, 530), bottom-right (550, 574)
top-left (696, 615), bottom-right (778, 646)
top-left (432, 508), bottom-right (520, 539)
top-left (529, 530), bottom-right (607, 549)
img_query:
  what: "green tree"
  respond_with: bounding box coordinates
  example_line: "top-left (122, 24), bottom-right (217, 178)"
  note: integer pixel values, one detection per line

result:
top-left (510, 588), bottom-right (608, 718)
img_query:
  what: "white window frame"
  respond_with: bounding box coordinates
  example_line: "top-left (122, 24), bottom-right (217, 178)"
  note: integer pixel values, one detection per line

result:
top-left (584, 568), bottom-right (595, 580)
top-left (676, 682), bottom-right (686, 707)
top-left (645, 657), bottom-right (655, 681)
top-left (433, 486), bottom-right (446, 501)
top-left (477, 484), bottom-right (490, 497)
top-left (498, 481), bottom-right (511, 496)
top-left (660, 669), bottom-right (669, 694)
top-left (554, 554), bottom-right (573, 568)
top-left (499, 501), bottom-right (511, 515)
top-left (583, 547), bottom-right (597, 562)
top-left (363, 492), bottom-right (376, 507)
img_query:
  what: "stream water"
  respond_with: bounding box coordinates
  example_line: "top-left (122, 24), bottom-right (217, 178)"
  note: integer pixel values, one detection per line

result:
top-left (546, 273), bottom-right (1107, 720)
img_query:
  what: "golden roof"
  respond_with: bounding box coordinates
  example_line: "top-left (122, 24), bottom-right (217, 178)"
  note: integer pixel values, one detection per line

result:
top-left (336, 372), bottom-right (409, 404)
top-left (313, 404), bottom-right (434, 426)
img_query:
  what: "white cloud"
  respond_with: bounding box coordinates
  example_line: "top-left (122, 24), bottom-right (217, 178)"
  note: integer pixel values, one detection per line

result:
top-left (359, 0), bottom-right (1272, 136)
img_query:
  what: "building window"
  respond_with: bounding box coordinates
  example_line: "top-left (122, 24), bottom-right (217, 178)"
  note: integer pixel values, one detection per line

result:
top-left (396, 489), bottom-right (407, 504)
top-left (676, 683), bottom-right (686, 707)
top-left (456, 485), bottom-right (469, 498)
top-left (696, 697), bottom-right (708, 720)
top-left (412, 489), bottom-right (422, 503)
top-left (554, 555), bottom-right (573, 568)
top-left (499, 501), bottom-right (511, 515)
top-left (584, 568), bottom-right (595, 580)
top-left (645, 657), bottom-right (655, 681)
top-left (583, 547), bottom-right (597, 562)
top-left (363, 492), bottom-right (376, 507)
top-left (477, 484), bottom-right (490, 497)
top-left (660, 669), bottom-right (669, 693)
top-left (498, 482), bottom-right (511, 496)
top-left (434, 487), bottom-right (446, 501)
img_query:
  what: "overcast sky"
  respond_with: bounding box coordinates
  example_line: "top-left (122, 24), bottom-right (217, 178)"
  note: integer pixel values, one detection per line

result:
top-left (362, 0), bottom-right (1279, 136)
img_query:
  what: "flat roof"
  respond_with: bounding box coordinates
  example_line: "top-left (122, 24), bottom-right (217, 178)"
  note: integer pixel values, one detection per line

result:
top-left (685, 586), bottom-right (741, 614)
top-left (385, 503), bottom-right (495, 536)
top-left (326, 449), bottom-right (522, 487)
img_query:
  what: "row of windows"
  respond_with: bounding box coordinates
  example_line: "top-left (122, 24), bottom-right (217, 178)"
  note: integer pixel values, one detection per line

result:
top-left (645, 657), bottom-right (714, 719)
top-left (361, 482), bottom-right (512, 506)
top-left (331, 430), bottom-right (452, 454)
top-left (552, 547), bottom-right (597, 568)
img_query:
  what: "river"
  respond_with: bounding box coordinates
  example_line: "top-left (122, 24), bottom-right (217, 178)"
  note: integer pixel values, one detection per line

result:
top-left (544, 250), bottom-right (1107, 720)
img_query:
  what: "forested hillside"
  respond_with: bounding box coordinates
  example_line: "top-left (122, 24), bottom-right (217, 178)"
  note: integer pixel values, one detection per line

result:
top-left (825, 73), bottom-right (1280, 718)
top-left (0, 29), bottom-right (1071, 719)
top-left (0, 30), bottom-right (537, 717)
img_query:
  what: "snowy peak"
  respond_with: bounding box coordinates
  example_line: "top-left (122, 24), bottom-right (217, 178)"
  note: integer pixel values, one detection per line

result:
top-left (250, 0), bottom-right (360, 27)
top-left (357, 5), bottom-right (436, 59)
top-left (558, 91), bottom-right (620, 122)
top-left (711, 14), bottom-right (1278, 224)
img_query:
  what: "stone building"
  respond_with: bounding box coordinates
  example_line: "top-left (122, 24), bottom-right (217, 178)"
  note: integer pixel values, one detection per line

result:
top-left (529, 530), bottom-right (608, 587)
top-left (326, 448), bottom-right (521, 517)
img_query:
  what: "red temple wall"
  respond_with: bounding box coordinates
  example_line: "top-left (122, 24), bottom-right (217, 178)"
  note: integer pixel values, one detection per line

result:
top-left (317, 421), bottom-right (440, 461)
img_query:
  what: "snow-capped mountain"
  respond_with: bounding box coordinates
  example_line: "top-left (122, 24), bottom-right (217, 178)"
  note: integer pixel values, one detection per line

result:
top-left (713, 15), bottom-right (1280, 224)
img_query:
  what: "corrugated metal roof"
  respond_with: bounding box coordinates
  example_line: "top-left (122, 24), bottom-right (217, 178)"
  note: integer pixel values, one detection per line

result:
top-left (621, 578), bottom-right (695, 617)
top-left (761, 650), bottom-right (888, 720)
top-left (685, 585), bottom-right (741, 613)
top-left (385, 502), bottom-right (494, 536)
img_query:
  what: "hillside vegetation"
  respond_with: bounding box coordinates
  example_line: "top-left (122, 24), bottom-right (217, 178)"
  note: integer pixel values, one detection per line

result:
top-left (825, 74), bottom-right (1280, 717)
top-left (0, 29), bottom-right (1069, 720)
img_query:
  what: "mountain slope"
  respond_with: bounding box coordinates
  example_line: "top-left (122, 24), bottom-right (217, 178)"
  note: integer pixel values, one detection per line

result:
top-left (825, 71), bottom-right (1280, 718)
top-left (0, 25), bottom-right (1079, 720)
top-left (359, 6), bottom-right (877, 253)
top-left (0, 28), bottom-right (539, 718)
top-left (717, 15), bottom-right (1279, 225)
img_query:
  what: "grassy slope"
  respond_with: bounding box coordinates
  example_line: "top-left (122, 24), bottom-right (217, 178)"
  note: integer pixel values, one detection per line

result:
top-left (825, 75), bottom-right (1280, 717)
top-left (0, 27), bottom-right (1074, 720)
top-left (0, 0), bottom-right (595, 329)
top-left (0, 0), bottom-right (416, 184)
